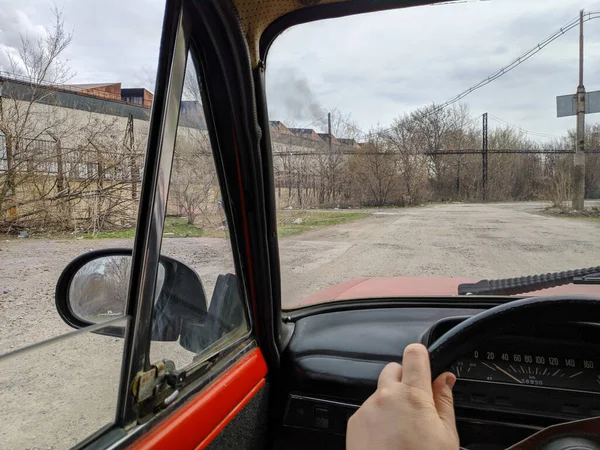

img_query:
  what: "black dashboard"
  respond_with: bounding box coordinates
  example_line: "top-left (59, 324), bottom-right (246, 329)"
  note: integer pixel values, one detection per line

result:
top-left (277, 303), bottom-right (600, 449)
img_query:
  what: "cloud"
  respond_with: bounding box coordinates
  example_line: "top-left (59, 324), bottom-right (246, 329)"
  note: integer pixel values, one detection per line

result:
top-left (0, 8), bottom-right (47, 72)
top-left (265, 0), bottom-right (600, 139)
top-left (1, 0), bottom-right (600, 140)
top-left (62, 0), bottom-right (164, 88)
top-left (0, 0), bottom-right (164, 88)
top-left (0, 8), bottom-right (45, 48)
top-left (0, 45), bottom-right (18, 72)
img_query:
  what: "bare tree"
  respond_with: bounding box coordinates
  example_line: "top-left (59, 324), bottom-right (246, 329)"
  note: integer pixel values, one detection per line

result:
top-left (0, 5), bottom-right (75, 231)
top-left (69, 255), bottom-right (131, 321)
top-left (171, 131), bottom-right (218, 225)
top-left (310, 108), bottom-right (361, 206)
top-left (545, 154), bottom-right (572, 210)
top-left (387, 117), bottom-right (430, 205)
top-left (348, 128), bottom-right (398, 206)
top-left (7, 5), bottom-right (74, 84)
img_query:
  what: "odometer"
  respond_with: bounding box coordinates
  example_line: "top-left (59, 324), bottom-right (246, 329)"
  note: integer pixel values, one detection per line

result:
top-left (449, 346), bottom-right (600, 393)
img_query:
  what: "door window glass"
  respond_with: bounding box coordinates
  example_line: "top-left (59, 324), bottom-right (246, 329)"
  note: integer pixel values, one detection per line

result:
top-left (0, 1), bottom-right (163, 447)
top-left (0, 317), bottom-right (128, 450)
top-left (148, 52), bottom-right (250, 370)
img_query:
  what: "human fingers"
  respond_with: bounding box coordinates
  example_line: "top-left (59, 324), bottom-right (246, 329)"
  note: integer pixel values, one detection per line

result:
top-left (400, 343), bottom-right (433, 394)
top-left (432, 372), bottom-right (457, 433)
top-left (377, 362), bottom-right (403, 390)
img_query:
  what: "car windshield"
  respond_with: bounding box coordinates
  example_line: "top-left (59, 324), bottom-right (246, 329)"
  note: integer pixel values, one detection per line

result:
top-left (266, 0), bottom-right (600, 309)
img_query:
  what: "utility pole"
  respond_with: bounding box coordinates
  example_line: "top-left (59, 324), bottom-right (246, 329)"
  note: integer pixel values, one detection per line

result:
top-left (482, 112), bottom-right (488, 202)
top-left (456, 158), bottom-right (461, 197)
top-left (573, 9), bottom-right (586, 210)
top-left (327, 112), bottom-right (332, 152)
top-left (125, 113), bottom-right (138, 200)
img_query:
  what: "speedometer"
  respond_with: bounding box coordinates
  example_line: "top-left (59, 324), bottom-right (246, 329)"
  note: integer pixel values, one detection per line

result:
top-left (449, 347), bottom-right (600, 392)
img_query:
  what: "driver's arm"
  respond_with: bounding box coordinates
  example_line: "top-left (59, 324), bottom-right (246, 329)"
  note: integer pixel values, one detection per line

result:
top-left (346, 343), bottom-right (460, 450)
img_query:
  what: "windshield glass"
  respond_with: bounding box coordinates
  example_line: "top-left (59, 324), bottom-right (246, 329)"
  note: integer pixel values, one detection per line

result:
top-left (266, 0), bottom-right (600, 309)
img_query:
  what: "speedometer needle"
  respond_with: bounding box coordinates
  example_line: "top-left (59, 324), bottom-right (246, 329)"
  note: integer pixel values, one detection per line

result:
top-left (494, 363), bottom-right (523, 384)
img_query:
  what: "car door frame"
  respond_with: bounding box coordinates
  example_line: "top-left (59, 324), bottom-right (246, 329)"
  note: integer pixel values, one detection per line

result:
top-left (74, 0), bottom-right (282, 448)
top-left (104, 0), bottom-right (454, 446)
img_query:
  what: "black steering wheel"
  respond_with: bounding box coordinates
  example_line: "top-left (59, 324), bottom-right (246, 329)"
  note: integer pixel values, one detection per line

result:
top-left (427, 295), bottom-right (600, 450)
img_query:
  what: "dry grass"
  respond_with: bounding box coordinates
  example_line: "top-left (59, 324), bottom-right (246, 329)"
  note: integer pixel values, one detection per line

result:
top-left (74, 210), bottom-right (372, 239)
top-left (543, 205), bottom-right (600, 222)
top-left (277, 210), bottom-right (371, 237)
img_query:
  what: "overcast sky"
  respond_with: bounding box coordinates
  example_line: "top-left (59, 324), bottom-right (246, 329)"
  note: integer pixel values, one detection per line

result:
top-left (1, 0), bottom-right (600, 141)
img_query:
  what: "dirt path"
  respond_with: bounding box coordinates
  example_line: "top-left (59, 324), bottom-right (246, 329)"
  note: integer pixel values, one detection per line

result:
top-left (1, 202), bottom-right (599, 448)
top-left (280, 202), bottom-right (600, 307)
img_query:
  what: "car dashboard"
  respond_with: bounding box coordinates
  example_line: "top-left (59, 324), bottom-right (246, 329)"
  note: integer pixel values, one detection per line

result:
top-left (276, 303), bottom-right (600, 450)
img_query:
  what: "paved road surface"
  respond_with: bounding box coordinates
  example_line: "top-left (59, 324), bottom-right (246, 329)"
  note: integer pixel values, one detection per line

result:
top-left (1, 202), bottom-right (599, 448)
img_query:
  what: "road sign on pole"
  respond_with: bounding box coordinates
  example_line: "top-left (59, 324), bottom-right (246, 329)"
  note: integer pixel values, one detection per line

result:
top-left (556, 90), bottom-right (600, 117)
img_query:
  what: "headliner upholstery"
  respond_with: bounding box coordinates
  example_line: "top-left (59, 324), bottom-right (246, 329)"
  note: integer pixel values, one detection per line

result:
top-left (233, 0), bottom-right (344, 66)
top-left (232, 0), bottom-right (444, 67)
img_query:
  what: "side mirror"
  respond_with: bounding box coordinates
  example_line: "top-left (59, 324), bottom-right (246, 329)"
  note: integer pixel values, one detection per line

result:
top-left (179, 273), bottom-right (245, 353)
top-left (55, 248), bottom-right (208, 341)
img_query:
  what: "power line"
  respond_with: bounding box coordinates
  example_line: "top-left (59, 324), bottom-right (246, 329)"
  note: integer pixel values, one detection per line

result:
top-left (299, 114), bottom-right (328, 129)
top-left (427, 11), bottom-right (600, 113)
top-left (429, 15), bottom-right (578, 107)
top-left (296, 11), bottom-right (600, 142)
top-left (430, 0), bottom-right (491, 5)
top-left (336, 116), bottom-right (367, 137)
top-left (358, 11), bottom-right (600, 139)
top-left (488, 114), bottom-right (563, 139)
top-left (461, 113), bottom-right (485, 128)
top-left (355, 112), bottom-right (483, 141)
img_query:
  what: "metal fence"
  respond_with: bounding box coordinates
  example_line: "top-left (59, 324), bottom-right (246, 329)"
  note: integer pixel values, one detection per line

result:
top-left (0, 135), bottom-right (145, 183)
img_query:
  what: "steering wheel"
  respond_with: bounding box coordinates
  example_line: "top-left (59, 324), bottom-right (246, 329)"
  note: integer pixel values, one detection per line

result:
top-left (427, 295), bottom-right (600, 450)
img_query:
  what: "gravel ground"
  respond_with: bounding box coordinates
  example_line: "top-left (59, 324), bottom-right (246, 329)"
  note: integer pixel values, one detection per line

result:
top-left (280, 201), bottom-right (600, 307)
top-left (1, 201), bottom-right (600, 448)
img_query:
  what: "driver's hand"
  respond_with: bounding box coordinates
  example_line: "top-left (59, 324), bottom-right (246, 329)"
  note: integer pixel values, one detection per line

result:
top-left (346, 343), bottom-right (459, 450)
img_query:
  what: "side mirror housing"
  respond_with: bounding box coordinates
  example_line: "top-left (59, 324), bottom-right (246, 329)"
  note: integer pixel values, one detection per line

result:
top-left (54, 248), bottom-right (208, 341)
top-left (179, 273), bottom-right (245, 353)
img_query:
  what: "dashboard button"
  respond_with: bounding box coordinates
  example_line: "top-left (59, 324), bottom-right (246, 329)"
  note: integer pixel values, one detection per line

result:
top-left (314, 407), bottom-right (329, 429)
top-left (471, 393), bottom-right (487, 404)
top-left (453, 390), bottom-right (467, 402)
top-left (495, 396), bottom-right (512, 407)
top-left (285, 398), bottom-right (312, 428)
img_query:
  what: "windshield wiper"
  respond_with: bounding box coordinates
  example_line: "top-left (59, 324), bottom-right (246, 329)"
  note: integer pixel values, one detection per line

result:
top-left (458, 266), bottom-right (600, 296)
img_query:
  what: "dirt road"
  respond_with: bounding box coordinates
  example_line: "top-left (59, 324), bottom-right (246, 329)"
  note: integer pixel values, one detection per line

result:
top-left (280, 202), bottom-right (600, 307)
top-left (1, 202), bottom-right (599, 448)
